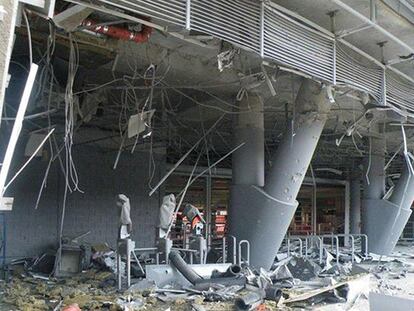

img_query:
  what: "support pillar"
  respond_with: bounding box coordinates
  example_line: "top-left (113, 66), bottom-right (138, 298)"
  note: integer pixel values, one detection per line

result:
top-left (363, 131), bottom-right (414, 255)
top-left (350, 176), bottom-right (361, 234)
top-left (264, 82), bottom-right (331, 205)
top-left (232, 94), bottom-right (265, 187)
top-left (363, 135), bottom-right (386, 201)
top-left (229, 80), bottom-right (331, 269)
top-left (362, 132), bottom-right (386, 243)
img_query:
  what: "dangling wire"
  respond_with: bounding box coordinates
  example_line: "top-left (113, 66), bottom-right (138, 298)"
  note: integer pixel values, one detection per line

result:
top-left (64, 35), bottom-right (83, 193)
top-left (22, 9), bottom-right (33, 65)
top-left (365, 137), bottom-right (372, 186)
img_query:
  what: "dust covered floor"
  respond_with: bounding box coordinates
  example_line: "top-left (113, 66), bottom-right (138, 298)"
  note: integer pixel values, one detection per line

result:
top-left (0, 269), bottom-right (238, 311)
top-left (2, 245), bottom-right (414, 310)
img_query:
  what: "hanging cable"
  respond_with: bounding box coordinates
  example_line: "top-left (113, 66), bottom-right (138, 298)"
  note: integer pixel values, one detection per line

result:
top-left (365, 137), bottom-right (372, 186)
top-left (64, 35), bottom-right (83, 193)
top-left (22, 9), bottom-right (33, 64)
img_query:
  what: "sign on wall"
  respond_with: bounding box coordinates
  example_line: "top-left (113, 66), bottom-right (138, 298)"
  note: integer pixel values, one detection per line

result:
top-left (0, 197), bottom-right (13, 211)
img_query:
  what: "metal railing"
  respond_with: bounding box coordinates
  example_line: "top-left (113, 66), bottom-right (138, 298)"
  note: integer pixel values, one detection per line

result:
top-left (285, 233), bottom-right (369, 264)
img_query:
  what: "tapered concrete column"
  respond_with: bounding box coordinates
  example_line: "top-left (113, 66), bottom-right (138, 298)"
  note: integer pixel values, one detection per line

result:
top-left (229, 80), bottom-right (331, 269)
top-left (264, 81), bottom-right (331, 203)
top-left (363, 164), bottom-right (414, 255)
top-left (350, 176), bottom-right (361, 234)
top-left (232, 95), bottom-right (265, 187)
top-left (362, 131), bottom-right (414, 255)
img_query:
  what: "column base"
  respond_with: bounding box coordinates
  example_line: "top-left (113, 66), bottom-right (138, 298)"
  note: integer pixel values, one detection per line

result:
top-left (362, 199), bottom-right (412, 255)
top-left (228, 184), bottom-right (298, 270)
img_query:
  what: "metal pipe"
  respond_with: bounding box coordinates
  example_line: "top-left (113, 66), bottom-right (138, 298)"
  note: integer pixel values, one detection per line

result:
top-left (81, 18), bottom-right (152, 43)
top-left (168, 250), bottom-right (202, 285)
top-left (226, 235), bottom-right (237, 265)
top-left (235, 290), bottom-right (265, 311)
top-left (212, 264), bottom-right (242, 278)
top-left (238, 240), bottom-right (250, 266)
top-left (288, 238), bottom-right (303, 257)
top-left (353, 234), bottom-right (369, 257)
top-left (305, 238), bottom-right (309, 258)
top-left (222, 237), bottom-right (227, 263)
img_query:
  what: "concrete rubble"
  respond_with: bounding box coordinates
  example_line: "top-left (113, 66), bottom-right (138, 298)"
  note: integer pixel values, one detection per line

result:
top-left (5, 244), bottom-right (414, 310)
top-left (2, 230), bottom-right (414, 311)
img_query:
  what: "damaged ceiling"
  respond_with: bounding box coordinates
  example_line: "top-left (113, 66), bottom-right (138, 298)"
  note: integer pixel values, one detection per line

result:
top-left (2, 0), bottom-right (414, 181)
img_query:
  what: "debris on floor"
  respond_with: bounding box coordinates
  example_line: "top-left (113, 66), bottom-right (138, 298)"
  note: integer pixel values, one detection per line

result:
top-left (4, 243), bottom-right (414, 311)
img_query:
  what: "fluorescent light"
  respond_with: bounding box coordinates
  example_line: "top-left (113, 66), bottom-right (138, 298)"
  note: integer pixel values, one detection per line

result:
top-left (0, 63), bottom-right (38, 197)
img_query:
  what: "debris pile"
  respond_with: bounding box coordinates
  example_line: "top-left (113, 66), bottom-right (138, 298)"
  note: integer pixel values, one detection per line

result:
top-left (142, 252), bottom-right (370, 310)
top-left (5, 242), bottom-right (414, 311)
top-left (0, 250), bottom-right (372, 311)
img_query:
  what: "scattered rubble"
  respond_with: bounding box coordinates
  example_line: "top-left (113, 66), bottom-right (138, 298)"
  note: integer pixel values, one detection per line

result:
top-left (3, 243), bottom-right (414, 310)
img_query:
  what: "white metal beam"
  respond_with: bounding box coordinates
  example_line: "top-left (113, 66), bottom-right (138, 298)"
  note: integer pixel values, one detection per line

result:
top-left (0, 64), bottom-right (38, 198)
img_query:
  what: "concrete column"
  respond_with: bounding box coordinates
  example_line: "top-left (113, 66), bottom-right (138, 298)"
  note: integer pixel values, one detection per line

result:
top-left (362, 132), bottom-right (414, 255)
top-left (363, 165), bottom-right (414, 255)
top-left (264, 81), bottom-right (331, 202)
top-left (350, 177), bottom-right (361, 234)
top-left (361, 132), bottom-right (386, 247)
top-left (363, 135), bottom-right (386, 200)
top-left (232, 94), bottom-right (265, 187)
top-left (229, 80), bottom-right (331, 269)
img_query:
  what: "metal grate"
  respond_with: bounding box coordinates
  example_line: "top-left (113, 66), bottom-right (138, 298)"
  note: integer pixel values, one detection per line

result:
top-left (190, 0), bottom-right (262, 53)
top-left (336, 43), bottom-right (384, 104)
top-left (263, 5), bottom-right (335, 83)
top-left (90, 0), bottom-right (187, 26)
top-left (80, 0), bottom-right (414, 116)
top-left (387, 72), bottom-right (414, 115)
